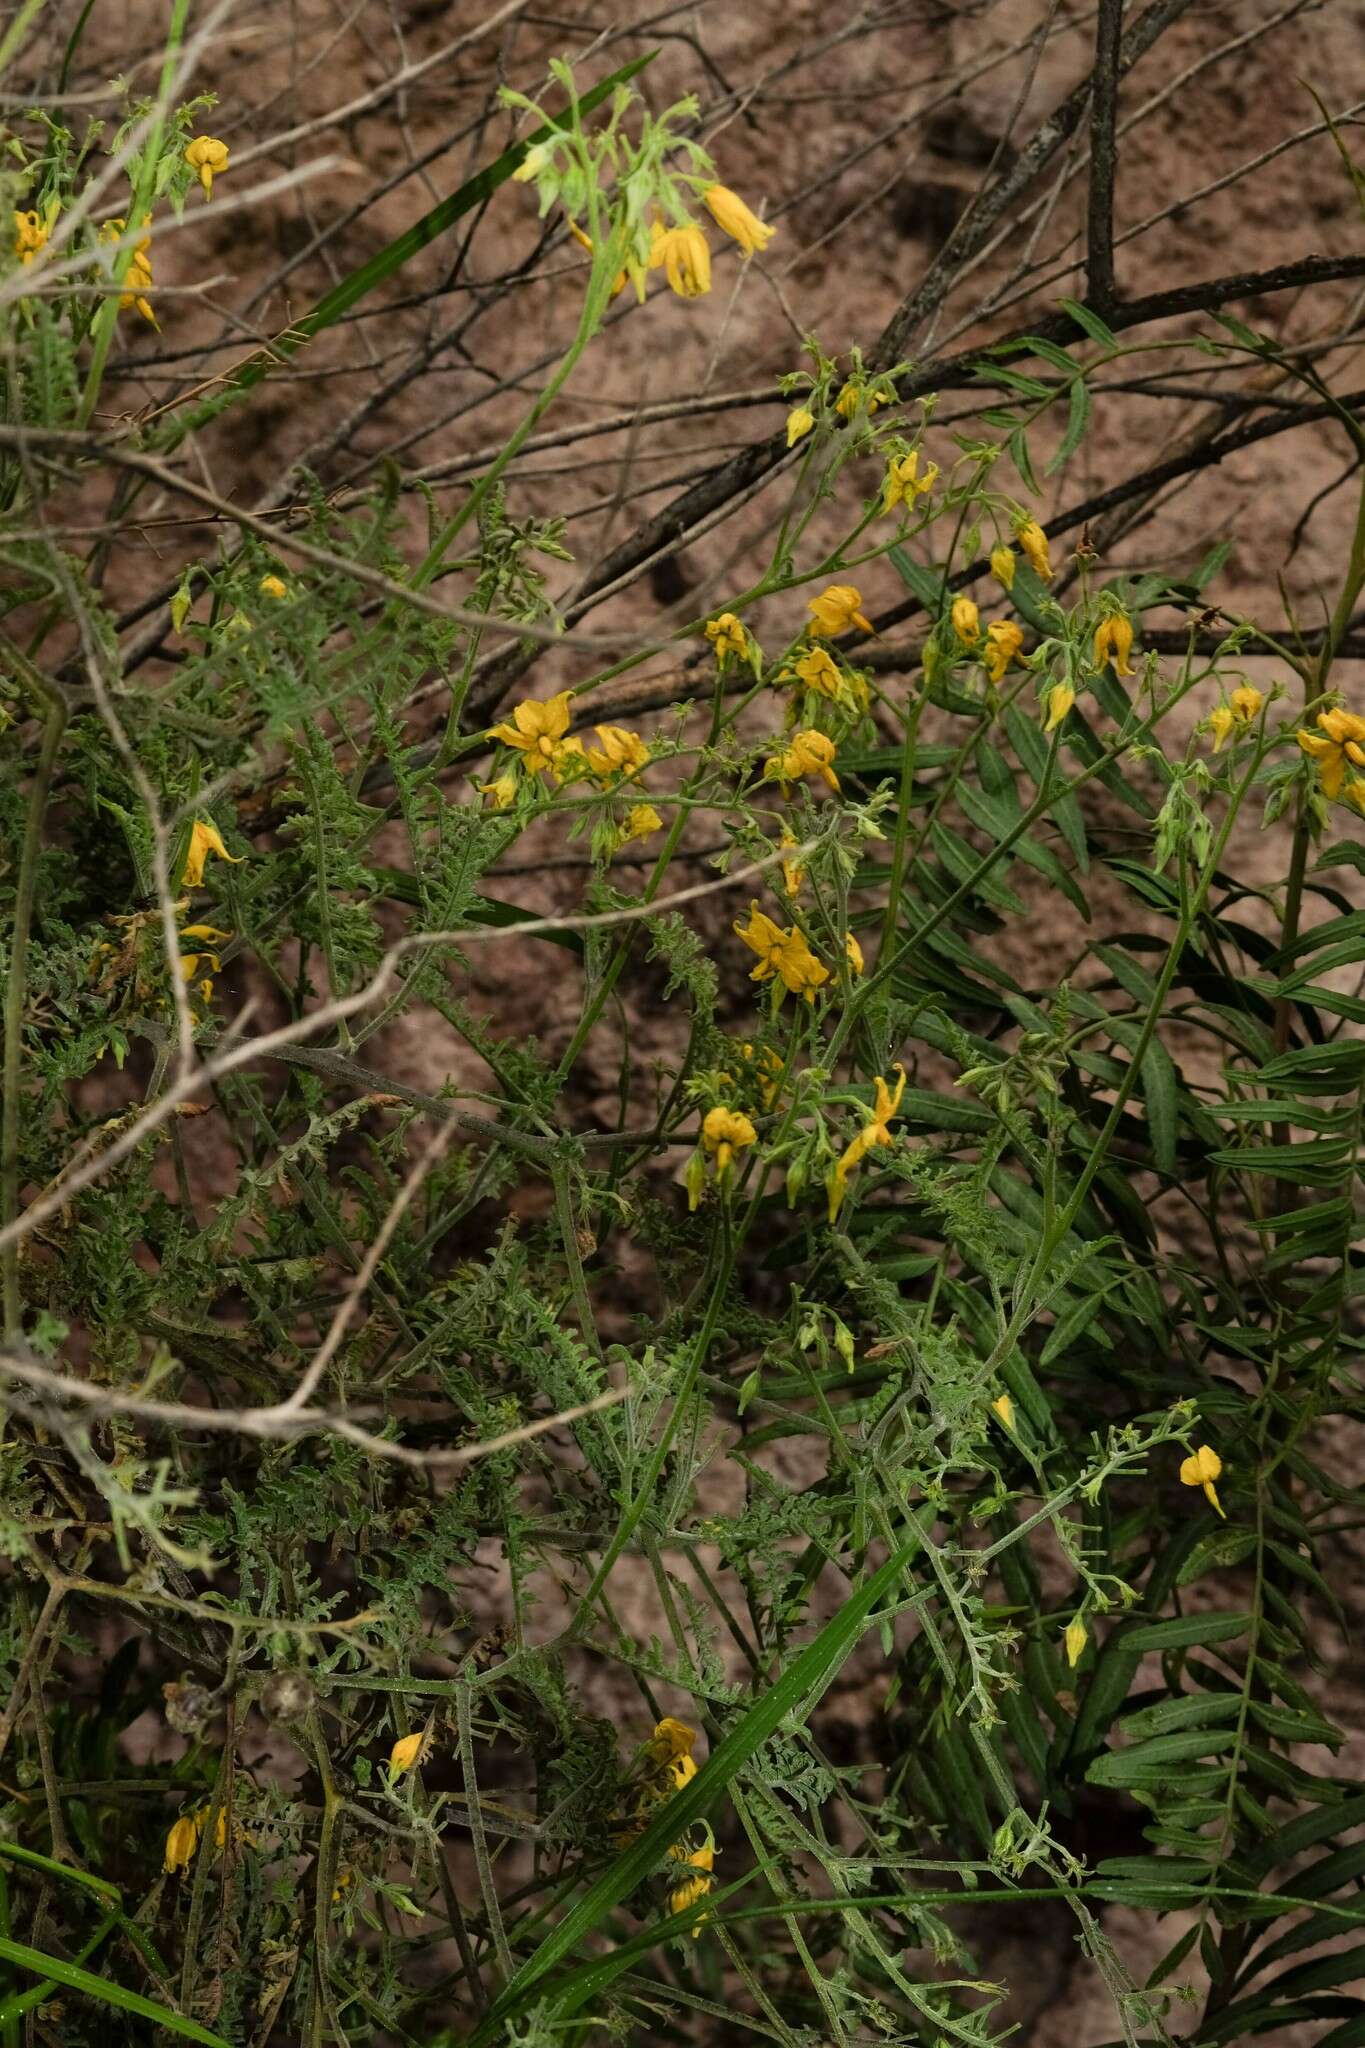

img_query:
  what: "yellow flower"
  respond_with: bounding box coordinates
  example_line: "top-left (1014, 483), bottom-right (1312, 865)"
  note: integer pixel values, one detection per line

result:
top-left (512, 143), bottom-right (550, 184)
top-left (13, 209), bottom-right (49, 263)
top-left (734, 903), bottom-right (829, 1004)
top-left (1230, 684), bottom-right (1264, 725)
top-left (616, 803), bottom-right (663, 849)
top-left (845, 931), bottom-right (864, 976)
top-left (990, 545), bottom-right (1016, 592)
top-left (984, 620), bottom-right (1025, 685)
top-left (389, 1731), bottom-right (429, 1775)
top-left (883, 449), bottom-right (937, 514)
top-left (1065, 1618), bottom-right (1088, 1669)
top-left (185, 135), bottom-right (229, 199)
top-left (477, 773), bottom-right (518, 810)
top-left (1179, 1443), bottom-right (1225, 1518)
top-left (1016, 518), bottom-right (1052, 580)
top-left (181, 818), bottom-right (243, 889)
top-left (259, 573), bottom-right (288, 600)
top-left (786, 406), bottom-right (815, 448)
top-left (792, 645), bottom-right (841, 701)
top-left (991, 1393), bottom-right (1014, 1429)
top-left (739, 1040), bottom-right (785, 1108)
top-left (1205, 705), bottom-right (1236, 754)
top-left (101, 216), bottom-right (157, 325)
top-left (668, 1838), bottom-right (716, 1932)
top-left (779, 830), bottom-right (805, 897)
top-left (1298, 707), bottom-right (1365, 800)
top-left (835, 381), bottom-right (881, 419)
top-left (702, 1105), bottom-right (757, 1177)
top-left (951, 596), bottom-right (980, 646)
top-left (827, 1065), bottom-right (906, 1220)
top-left (164, 1811), bottom-right (200, 1875)
top-left (564, 216), bottom-right (627, 296)
top-left (766, 728), bottom-right (840, 793)
top-left (1346, 780), bottom-right (1365, 816)
top-left (649, 218), bottom-right (712, 299)
top-left (704, 613), bottom-right (748, 665)
top-left (1043, 683), bottom-right (1075, 733)
top-left (807, 583), bottom-right (873, 638)
top-left (488, 691), bottom-right (582, 780)
top-left (702, 183), bottom-right (775, 256)
top-left (586, 724), bottom-right (649, 781)
top-left (1094, 613), bottom-right (1135, 676)
top-left (650, 1718), bottom-right (697, 1775)
top-left (179, 921), bottom-right (230, 1000)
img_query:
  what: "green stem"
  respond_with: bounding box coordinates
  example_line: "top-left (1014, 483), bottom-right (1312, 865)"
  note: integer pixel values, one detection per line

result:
top-left (2, 689), bottom-right (66, 1335)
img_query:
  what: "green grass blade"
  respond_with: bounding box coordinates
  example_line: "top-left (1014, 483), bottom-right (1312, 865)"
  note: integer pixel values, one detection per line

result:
top-left (470, 1518), bottom-right (927, 2040)
top-left (158, 54), bottom-right (654, 445)
top-left (0, 1934), bottom-right (232, 2046)
top-left (0, 1843), bottom-right (120, 1905)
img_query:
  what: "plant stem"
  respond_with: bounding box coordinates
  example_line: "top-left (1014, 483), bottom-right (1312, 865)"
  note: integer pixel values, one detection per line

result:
top-left (2, 690), bottom-right (66, 1335)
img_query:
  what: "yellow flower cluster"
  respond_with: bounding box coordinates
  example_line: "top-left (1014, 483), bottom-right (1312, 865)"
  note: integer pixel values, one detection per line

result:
top-left (644, 183), bottom-right (774, 302)
top-left (179, 921), bottom-right (230, 1004)
top-left (164, 1803), bottom-right (233, 1875)
top-left (765, 728), bottom-right (840, 794)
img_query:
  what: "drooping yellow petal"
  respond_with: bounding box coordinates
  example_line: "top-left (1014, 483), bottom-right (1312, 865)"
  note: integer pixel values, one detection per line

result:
top-left (702, 183), bottom-right (775, 256)
top-left (181, 819), bottom-right (243, 889)
top-left (389, 1731), bottom-right (428, 1775)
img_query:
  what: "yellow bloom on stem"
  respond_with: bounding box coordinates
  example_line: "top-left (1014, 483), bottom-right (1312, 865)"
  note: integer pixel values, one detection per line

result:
top-left (1065, 1618), bottom-right (1088, 1669)
top-left (488, 691), bottom-right (583, 780)
top-left (477, 773), bottom-right (518, 811)
top-left (883, 449), bottom-right (937, 514)
top-left (827, 1065), bottom-right (906, 1220)
top-left (1043, 683), bottom-right (1075, 733)
top-left (1297, 707), bottom-right (1365, 800)
top-left (389, 1731), bottom-right (429, 1775)
top-left (835, 381), bottom-right (881, 419)
top-left (586, 724), bottom-right (649, 781)
top-left (786, 405), bottom-right (815, 448)
top-left (13, 209), bottom-right (49, 263)
top-left (616, 803), bottom-right (662, 849)
top-left (259, 573), bottom-right (288, 600)
top-left (1205, 705), bottom-right (1236, 754)
top-left (164, 1810), bottom-right (200, 1875)
top-left (779, 830), bottom-right (805, 897)
top-left (766, 728), bottom-right (840, 793)
top-left (185, 135), bottom-right (229, 198)
top-left (181, 819), bottom-right (243, 889)
top-left (101, 216), bottom-right (158, 326)
top-left (845, 931), bottom-right (864, 976)
top-left (1016, 519), bottom-right (1052, 580)
top-left (702, 183), bottom-right (775, 255)
top-left (1229, 684), bottom-right (1263, 725)
top-left (1346, 780), bottom-right (1365, 816)
top-left (704, 612), bottom-right (747, 665)
top-left (649, 1718), bottom-right (698, 1788)
top-left (951, 596), bottom-right (981, 646)
top-left (734, 903), bottom-right (829, 1004)
top-left (990, 545), bottom-right (1016, 592)
top-left (564, 215), bottom-right (626, 296)
top-left (808, 583), bottom-right (874, 637)
top-left (1179, 1443), bottom-right (1225, 1518)
top-left (649, 218), bottom-right (712, 299)
top-left (792, 645), bottom-right (842, 701)
top-left (512, 143), bottom-right (550, 184)
top-left (668, 1838), bottom-right (716, 1931)
top-left (984, 620), bottom-right (1025, 684)
top-left (991, 1393), bottom-right (1014, 1430)
top-left (1094, 613), bottom-right (1135, 676)
top-left (702, 1105), bottom-right (757, 1178)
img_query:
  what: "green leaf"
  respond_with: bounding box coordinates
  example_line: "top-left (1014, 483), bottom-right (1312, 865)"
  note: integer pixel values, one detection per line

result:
top-left (1058, 297), bottom-right (1120, 350)
top-left (0, 1936), bottom-right (231, 2046)
top-left (1046, 377), bottom-right (1091, 476)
